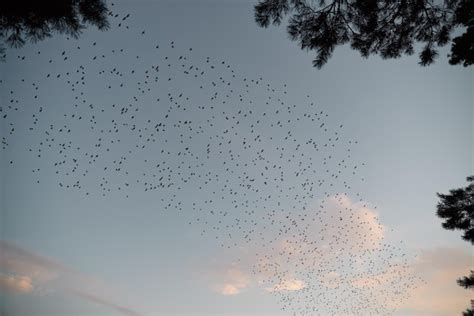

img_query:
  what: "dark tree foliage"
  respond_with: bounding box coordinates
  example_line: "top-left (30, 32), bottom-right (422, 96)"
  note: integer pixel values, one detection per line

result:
top-left (437, 176), bottom-right (474, 244)
top-left (437, 176), bottom-right (474, 316)
top-left (0, 0), bottom-right (109, 50)
top-left (449, 0), bottom-right (474, 66)
top-left (463, 303), bottom-right (474, 316)
top-left (458, 270), bottom-right (474, 289)
top-left (254, 0), bottom-right (473, 68)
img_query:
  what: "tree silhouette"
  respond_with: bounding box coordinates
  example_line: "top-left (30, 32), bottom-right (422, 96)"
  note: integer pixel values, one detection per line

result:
top-left (254, 0), bottom-right (473, 68)
top-left (449, 0), bottom-right (474, 66)
top-left (437, 176), bottom-right (474, 244)
top-left (458, 271), bottom-right (474, 289)
top-left (0, 0), bottom-right (110, 58)
top-left (436, 176), bottom-right (474, 315)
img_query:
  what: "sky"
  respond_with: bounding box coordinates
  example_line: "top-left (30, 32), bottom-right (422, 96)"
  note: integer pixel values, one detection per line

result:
top-left (0, 1), bottom-right (472, 315)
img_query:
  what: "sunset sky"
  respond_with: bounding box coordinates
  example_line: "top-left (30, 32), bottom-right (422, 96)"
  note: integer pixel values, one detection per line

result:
top-left (0, 1), bottom-right (472, 316)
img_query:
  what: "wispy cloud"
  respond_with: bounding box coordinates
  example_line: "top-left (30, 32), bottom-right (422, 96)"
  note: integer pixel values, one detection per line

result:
top-left (0, 274), bottom-right (34, 294)
top-left (69, 288), bottom-right (142, 316)
top-left (0, 240), bottom-right (142, 316)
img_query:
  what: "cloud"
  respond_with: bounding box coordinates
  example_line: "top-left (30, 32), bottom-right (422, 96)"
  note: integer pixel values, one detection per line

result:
top-left (323, 194), bottom-right (385, 251)
top-left (265, 277), bottom-right (305, 292)
top-left (220, 284), bottom-right (241, 296)
top-left (213, 264), bottom-right (251, 296)
top-left (0, 240), bottom-right (141, 316)
top-left (206, 196), bottom-right (391, 300)
top-left (0, 274), bottom-right (34, 294)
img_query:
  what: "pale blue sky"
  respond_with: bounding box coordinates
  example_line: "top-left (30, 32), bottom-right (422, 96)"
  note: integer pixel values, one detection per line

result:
top-left (1, 1), bottom-right (472, 315)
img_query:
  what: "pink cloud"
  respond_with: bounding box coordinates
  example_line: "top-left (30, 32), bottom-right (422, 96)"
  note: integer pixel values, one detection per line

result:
top-left (265, 277), bottom-right (305, 292)
top-left (212, 264), bottom-right (251, 296)
top-left (220, 284), bottom-right (241, 296)
top-left (0, 274), bottom-right (34, 294)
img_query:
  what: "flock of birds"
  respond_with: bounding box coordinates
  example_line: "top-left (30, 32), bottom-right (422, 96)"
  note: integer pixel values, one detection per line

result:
top-left (0, 5), bottom-right (423, 315)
